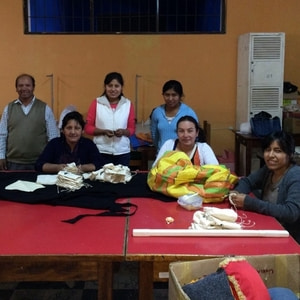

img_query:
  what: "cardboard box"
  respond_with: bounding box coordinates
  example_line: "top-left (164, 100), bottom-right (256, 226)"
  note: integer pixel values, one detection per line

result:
top-left (169, 255), bottom-right (300, 300)
top-left (283, 118), bottom-right (300, 134)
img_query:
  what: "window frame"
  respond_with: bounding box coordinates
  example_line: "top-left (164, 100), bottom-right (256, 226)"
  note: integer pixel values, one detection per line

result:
top-left (23, 0), bottom-right (226, 35)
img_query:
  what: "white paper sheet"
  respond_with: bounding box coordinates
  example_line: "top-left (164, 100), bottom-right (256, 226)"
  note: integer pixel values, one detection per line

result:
top-left (36, 174), bottom-right (58, 185)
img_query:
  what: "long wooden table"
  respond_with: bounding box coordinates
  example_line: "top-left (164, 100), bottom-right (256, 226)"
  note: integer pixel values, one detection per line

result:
top-left (126, 198), bottom-right (300, 300)
top-left (0, 200), bottom-right (128, 300)
top-left (0, 196), bottom-right (299, 300)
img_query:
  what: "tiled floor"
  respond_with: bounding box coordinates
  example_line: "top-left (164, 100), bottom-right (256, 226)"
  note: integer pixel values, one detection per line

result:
top-left (0, 262), bottom-right (168, 300)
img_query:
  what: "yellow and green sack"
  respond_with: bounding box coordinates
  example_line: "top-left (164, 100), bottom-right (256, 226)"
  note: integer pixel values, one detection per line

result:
top-left (147, 151), bottom-right (238, 203)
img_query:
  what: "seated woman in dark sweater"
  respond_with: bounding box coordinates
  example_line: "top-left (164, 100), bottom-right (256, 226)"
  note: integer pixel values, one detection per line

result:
top-left (230, 131), bottom-right (300, 244)
top-left (35, 111), bottom-right (103, 173)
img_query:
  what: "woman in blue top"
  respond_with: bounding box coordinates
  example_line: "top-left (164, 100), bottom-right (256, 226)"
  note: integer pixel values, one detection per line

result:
top-left (150, 80), bottom-right (199, 151)
top-left (35, 111), bottom-right (103, 173)
top-left (230, 131), bottom-right (300, 244)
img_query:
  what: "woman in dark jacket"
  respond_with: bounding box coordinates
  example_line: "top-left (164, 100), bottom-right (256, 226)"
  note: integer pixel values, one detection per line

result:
top-left (36, 111), bottom-right (103, 173)
top-left (230, 131), bottom-right (300, 244)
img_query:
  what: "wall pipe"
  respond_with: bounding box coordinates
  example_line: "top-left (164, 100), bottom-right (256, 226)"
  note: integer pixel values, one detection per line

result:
top-left (46, 74), bottom-right (54, 111)
top-left (135, 74), bottom-right (142, 121)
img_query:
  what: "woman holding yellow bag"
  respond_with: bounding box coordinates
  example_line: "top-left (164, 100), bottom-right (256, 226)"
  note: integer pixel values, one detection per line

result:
top-left (152, 115), bottom-right (219, 167)
top-left (148, 116), bottom-right (236, 203)
top-left (148, 149), bottom-right (237, 203)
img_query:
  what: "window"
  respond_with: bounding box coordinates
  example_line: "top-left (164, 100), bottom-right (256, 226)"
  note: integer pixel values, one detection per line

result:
top-left (24, 0), bottom-right (226, 34)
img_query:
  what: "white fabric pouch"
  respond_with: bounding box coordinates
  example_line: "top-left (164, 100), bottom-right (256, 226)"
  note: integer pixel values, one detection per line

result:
top-left (5, 180), bottom-right (45, 192)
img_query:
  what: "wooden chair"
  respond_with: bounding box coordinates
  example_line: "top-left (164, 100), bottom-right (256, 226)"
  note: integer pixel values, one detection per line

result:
top-left (203, 120), bottom-right (211, 144)
top-left (129, 146), bottom-right (157, 171)
top-left (129, 150), bottom-right (143, 171)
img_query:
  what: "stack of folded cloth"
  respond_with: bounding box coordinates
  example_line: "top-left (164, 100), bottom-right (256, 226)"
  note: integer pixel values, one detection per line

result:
top-left (56, 170), bottom-right (84, 191)
top-left (86, 163), bottom-right (132, 184)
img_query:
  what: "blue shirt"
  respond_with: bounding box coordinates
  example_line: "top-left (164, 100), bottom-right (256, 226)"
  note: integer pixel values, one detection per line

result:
top-left (150, 102), bottom-right (199, 151)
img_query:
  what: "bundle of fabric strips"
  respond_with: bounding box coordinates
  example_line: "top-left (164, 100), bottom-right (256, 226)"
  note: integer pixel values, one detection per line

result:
top-left (63, 162), bottom-right (82, 174)
top-left (56, 170), bottom-right (84, 191)
top-left (189, 207), bottom-right (241, 230)
top-left (84, 163), bottom-right (133, 184)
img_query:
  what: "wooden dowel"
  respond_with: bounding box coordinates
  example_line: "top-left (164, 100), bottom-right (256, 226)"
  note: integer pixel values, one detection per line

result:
top-left (132, 229), bottom-right (289, 238)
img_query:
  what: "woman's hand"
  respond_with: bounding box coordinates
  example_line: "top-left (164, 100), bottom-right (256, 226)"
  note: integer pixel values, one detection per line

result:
top-left (77, 164), bottom-right (96, 173)
top-left (0, 159), bottom-right (7, 170)
top-left (58, 164), bottom-right (67, 171)
top-left (42, 163), bottom-right (67, 173)
top-left (229, 191), bottom-right (246, 209)
top-left (114, 128), bottom-right (129, 137)
top-left (94, 128), bottom-right (114, 137)
top-left (94, 128), bottom-right (128, 137)
top-left (104, 129), bottom-right (114, 137)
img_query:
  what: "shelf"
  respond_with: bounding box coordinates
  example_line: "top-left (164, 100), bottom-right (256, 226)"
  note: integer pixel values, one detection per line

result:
top-left (283, 92), bottom-right (300, 100)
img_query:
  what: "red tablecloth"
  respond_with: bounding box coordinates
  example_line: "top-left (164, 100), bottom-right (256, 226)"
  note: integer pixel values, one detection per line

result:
top-left (127, 198), bottom-right (300, 256)
top-left (0, 200), bottom-right (127, 255)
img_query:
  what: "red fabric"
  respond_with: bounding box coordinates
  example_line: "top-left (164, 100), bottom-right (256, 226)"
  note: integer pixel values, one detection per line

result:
top-left (221, 258), bottom-right (271, 300)
top-left (0, 200), bottom-right (127, 255)
top-left (192, 149), bottom-right (201, 165)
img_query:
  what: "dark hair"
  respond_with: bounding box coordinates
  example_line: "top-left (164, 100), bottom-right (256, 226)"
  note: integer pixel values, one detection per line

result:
top-left (102, 72), bottom-right (124, 98)
top-left (62, 111), bottom-right (85, 130)
top-left (162, 80), bottom-right (184, 98)
top-left (262, 131), bottom-right (295, 162)
top-left (176, 115), bottom-right (206, 142)
top-left (15, 73), bottom-right (35, 88)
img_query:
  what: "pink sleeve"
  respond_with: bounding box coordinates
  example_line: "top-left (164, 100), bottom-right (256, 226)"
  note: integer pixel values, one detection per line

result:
top-left (127, 103), bottom-right (136, 136)
top-left (84, 99), bottom-right (97, 136)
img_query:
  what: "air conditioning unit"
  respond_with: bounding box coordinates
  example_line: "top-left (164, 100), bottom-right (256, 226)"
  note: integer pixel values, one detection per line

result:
top-left (236, 32), bottom-right (285, 130)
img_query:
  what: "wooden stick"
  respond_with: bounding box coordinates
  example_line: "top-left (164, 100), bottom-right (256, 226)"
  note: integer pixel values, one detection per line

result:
top-left (132, 229), bottom-right (289, 237)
